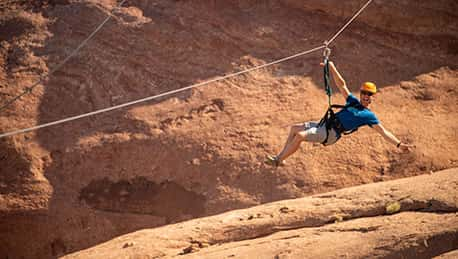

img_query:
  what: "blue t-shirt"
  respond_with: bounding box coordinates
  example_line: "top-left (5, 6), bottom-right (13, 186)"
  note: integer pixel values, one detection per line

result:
top-left (335, 94), bottom-right (379, 131)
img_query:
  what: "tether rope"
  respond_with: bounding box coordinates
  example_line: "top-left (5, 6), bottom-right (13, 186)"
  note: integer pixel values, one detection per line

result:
top-left (0, 0), bottom-right (127, 112)
top-left (326, 0), bottom-right (373, 46)
top-left (0, 0), bottom-right (373, 139)
top-left (0, 46), bottom-right (325, 138)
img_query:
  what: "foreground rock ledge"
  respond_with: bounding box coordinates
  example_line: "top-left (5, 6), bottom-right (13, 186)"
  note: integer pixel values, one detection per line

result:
top-left (64, 169), bottom-right (458, 258)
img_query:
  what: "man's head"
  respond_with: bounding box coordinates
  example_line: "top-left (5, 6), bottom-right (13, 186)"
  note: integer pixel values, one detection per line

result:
top-left (360, 82), bottom-right (377, 107)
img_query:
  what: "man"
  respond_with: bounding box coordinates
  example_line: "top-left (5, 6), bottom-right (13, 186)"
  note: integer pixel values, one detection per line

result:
top-left (265, 61), bottom-right (413, 167)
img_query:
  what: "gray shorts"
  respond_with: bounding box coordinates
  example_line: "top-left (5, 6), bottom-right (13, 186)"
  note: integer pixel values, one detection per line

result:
top-left (303, 121), bottom-right (339, 146)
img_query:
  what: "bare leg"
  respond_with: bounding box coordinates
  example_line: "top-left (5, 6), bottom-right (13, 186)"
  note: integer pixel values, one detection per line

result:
top-left (276, 129), bottom-right (307, 161)
top-left (281, 124), bottom-right (304, 148)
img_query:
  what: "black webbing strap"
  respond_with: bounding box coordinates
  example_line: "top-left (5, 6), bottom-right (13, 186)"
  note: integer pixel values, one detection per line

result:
top-left (319, 104), bottom-right (361, 145)
top-left (323, 58), bottom-right (332, 107)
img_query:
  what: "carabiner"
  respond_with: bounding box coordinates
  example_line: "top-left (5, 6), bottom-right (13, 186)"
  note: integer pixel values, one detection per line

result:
top-left (323, 41), bottom-right (331, 59)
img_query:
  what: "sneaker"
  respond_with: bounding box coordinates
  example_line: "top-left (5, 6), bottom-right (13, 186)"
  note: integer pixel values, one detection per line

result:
top-left (264, 155), bottom-right (281, 167)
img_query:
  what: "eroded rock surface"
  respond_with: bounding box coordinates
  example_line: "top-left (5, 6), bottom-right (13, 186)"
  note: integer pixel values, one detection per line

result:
top-left (1, 1), bottom-right (457, 258)
top-left (64, 168), bottom-right (457, 258)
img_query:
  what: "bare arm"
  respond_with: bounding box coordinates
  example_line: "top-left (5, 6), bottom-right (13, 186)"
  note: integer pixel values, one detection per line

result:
top-left (372, 124), bottom-right (413, 151)
top-left (373, 124), bottom-right (400, 145)
top-left (328, 61), bottom-right (351, 99)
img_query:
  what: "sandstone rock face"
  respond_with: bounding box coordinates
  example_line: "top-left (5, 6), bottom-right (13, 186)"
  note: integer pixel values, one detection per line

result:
top-left (285, 0), bottom-right (458, 36)
top-left (64, 168), bottom-right (458, 258)
top-left (0, 1), bottom-right (457, 258)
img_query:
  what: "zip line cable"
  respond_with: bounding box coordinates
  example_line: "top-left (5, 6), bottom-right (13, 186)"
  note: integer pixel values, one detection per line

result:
top-left (326, 0), bottom-right (373, 46)
top-left (0, 0), bottom-right (373, 139)
top-left (0, 46), bottom-right (326, 138)
top-left (0, 0), bottom-right (127, 112)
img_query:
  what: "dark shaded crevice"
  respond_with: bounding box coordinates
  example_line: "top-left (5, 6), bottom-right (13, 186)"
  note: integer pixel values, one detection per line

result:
top-left (0, 17), bottom-right (35, 42)
top-left (321, 225), bottom-right (382, 233)
top-left (79, 177), bottom-right (206, 224)
top-left (398, 199), bottom-right (458, 214)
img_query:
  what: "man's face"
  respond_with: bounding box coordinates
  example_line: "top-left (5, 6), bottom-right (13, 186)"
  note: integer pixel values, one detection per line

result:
top-left (360, 91), bottom-right (374, 107)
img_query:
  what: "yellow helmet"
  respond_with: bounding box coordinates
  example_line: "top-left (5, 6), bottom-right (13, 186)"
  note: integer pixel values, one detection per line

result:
top-left (361, 82), bottom-right (377, 94)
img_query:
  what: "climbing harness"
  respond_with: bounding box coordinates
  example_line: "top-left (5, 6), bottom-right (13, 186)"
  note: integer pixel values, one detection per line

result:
top-left (318, 44), bottom-right (361, 145)
top-left (318, 103), bottom-right (361, 145)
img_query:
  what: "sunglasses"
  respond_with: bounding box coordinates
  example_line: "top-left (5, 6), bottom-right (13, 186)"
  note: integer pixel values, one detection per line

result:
top-left (361, 91), bottom-right (374, 96)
